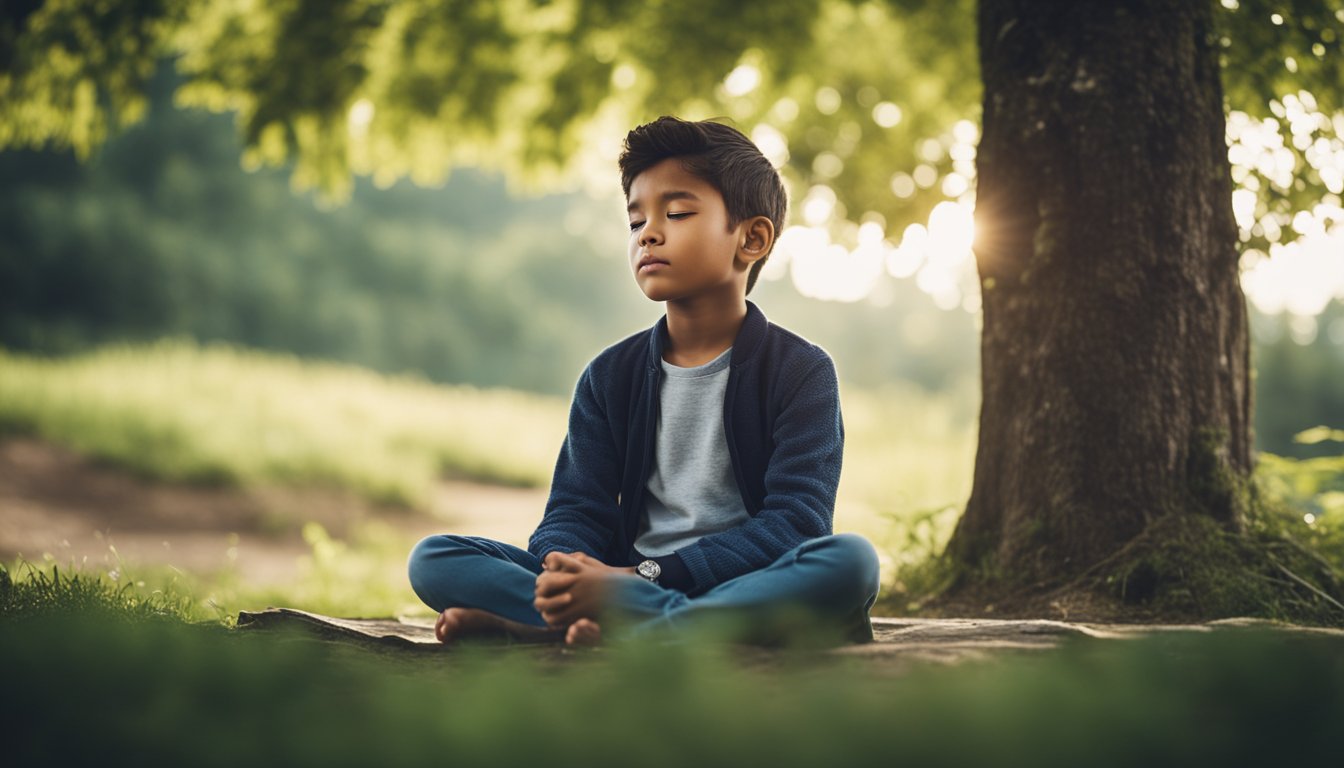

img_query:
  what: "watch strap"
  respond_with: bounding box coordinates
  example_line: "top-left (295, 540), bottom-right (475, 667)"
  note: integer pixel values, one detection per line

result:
top-left (637, 552), bottom-right (692, 592)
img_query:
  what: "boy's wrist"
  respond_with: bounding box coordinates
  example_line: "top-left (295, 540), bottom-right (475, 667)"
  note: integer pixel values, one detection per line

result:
top-left (634, 552), bottom-right (692, 592)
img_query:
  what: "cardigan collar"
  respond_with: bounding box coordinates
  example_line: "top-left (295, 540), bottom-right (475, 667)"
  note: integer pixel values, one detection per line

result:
top-left (647, 301), bottom-right (768, 371)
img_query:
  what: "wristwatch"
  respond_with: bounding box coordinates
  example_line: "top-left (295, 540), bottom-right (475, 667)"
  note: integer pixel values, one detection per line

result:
top-left (636, 559), bottom-right (661, 584)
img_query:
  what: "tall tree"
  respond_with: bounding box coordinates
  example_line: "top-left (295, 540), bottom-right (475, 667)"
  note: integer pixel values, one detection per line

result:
top-left (945, 1), bottom-right (1344, 621)
top-left (4, 0), bottom-right (1342, 619)
top-left (951, 0), bottom-right (1254, 603)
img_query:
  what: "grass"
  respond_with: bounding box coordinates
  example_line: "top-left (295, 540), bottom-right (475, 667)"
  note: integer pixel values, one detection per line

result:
top-left (5, 518), bottom-right (433, 623)
top-left (1256, 447), bottom-right (1344, 574)
top-left (3, 346), bottom-right (1343, 762)
top-left (1, 562), bottom-right (1341, 767)
top-left (0, 340), bottom-right (980, 617)
top-left (200, 520), bottom-right (435, 621)
top-left (0, 339), bottom-right (978, 541)
top-left (837, 381), bottom-right (976, 559)
top-left (0, 342), bottom-right (975, 520)
top-left (8, 340), bottom-right (1341, 623)
top-left (0, 561), bottom-right (193, 623)
top-left (0, 341), bottom-right (568, 508)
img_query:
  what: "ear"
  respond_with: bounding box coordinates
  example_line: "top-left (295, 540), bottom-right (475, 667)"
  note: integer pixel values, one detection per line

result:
top-left (737, 216), bottom-right (775, 265)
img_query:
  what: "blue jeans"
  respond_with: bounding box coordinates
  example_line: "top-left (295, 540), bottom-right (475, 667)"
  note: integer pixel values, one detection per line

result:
top-left (407, 533), bottom-right (881, 643)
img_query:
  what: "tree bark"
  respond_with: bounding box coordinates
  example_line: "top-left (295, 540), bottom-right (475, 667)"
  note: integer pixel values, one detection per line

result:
top-left (948, 0), bottom-right (1252, 587)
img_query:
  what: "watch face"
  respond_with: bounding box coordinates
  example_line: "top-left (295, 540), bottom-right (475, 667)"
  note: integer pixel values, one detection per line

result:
top-left (638, 560), bottom-right (661, 581)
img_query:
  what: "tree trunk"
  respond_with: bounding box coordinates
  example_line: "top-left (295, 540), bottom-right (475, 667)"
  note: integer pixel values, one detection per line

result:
top-left (948, 0), bottom-right (1252, 589)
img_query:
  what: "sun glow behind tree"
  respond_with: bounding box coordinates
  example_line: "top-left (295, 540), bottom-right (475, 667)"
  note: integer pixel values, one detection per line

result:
top-left (736, 75), bottom-right (1343, 341)
top-left (1229, 93), bottom-right (1344, 341)
top-left (760, 108), bottom-right (981, 311)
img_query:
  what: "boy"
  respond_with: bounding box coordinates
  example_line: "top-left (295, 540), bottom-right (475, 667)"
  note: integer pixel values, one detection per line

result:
top-left (408, 116), bottom-right (879, 646)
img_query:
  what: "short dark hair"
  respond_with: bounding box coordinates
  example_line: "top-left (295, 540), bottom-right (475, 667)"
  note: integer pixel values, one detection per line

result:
top-left (619, 116), bottom-right (787, 294)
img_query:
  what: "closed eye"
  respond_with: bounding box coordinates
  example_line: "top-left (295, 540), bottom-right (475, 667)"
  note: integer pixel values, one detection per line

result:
top-left (630, 212), bottom-right (691, 231)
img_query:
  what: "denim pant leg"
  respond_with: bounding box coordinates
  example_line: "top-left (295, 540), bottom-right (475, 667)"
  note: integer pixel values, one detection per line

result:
top-left (612, 533), bottom-right (880, 639)
top-left (407, 534), bottom-right (547, 627)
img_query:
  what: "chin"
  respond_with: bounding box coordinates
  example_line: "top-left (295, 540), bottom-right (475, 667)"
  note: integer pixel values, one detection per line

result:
top-left (635, 282), bottom-right (671, 303)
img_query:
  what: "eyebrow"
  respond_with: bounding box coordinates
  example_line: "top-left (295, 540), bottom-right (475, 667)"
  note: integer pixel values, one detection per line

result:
top-left (627, 190), bottom-right (702, 213)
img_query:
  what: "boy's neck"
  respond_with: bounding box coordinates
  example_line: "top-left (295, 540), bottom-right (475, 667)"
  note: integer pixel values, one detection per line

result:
top-left (662, 297), bottom-right (748, 368)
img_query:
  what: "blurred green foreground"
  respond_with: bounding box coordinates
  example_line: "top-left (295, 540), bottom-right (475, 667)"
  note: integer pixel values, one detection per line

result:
top-left (1, 565), bottom-right (1340, 767)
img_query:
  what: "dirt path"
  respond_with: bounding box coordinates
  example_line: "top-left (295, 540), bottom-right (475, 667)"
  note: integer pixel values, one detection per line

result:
top-left (0, 438), bottom-right (548, 585)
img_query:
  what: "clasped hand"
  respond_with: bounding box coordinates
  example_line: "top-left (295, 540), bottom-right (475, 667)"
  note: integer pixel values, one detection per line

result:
top-left (533, 551), bottom-right (635, 627)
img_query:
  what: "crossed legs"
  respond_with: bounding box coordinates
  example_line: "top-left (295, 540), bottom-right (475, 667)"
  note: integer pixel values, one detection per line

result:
top-left (406, 533), bottom-right (880, 645)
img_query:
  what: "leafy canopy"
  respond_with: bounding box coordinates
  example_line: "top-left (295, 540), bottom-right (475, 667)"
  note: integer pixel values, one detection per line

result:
top-left (2, 0), bottom-right (1341, 246)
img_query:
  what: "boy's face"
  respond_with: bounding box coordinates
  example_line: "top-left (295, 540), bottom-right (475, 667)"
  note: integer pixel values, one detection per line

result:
top-left (626, 158), bottom-right (753, 305)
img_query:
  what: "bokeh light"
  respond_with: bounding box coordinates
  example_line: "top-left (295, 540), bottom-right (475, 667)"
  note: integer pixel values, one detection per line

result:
top-left (751, 124), bottom-right (790, 168)
top-left (723, 65), bottom-right (761, 98)
top-left (1241, 227), bottom-right (1344, 320)
top-left (1226, 90), bottom-right (1344, 334)
top-left (872, 102), bottom-right (902, 128)
top-left (347, 99), bottom-right (374, 137)
top-left (781, 92), bottom-right (1339, 344)
top-left (779, 119), bottom-right (982, 311)
top-left (773, 199), bottom-right (977, 309)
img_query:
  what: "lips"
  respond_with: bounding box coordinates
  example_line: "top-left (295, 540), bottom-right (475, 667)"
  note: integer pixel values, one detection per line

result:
top-left (637, 253), bottom-right (669, 272)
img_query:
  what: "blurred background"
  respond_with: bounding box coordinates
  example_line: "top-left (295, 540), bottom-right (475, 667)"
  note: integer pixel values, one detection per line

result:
top-left (2, 1), bottom-right (1341, 620)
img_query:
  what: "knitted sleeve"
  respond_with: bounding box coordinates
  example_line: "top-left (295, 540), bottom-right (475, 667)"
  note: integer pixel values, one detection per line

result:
top-left (527, 363), bottom-right (624, 561)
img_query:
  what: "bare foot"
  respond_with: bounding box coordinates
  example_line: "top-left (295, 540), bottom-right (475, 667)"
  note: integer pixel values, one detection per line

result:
top-left (565, 618), bottom-right (603, 646)
top-left (435, 607), bottom-right (562, 645)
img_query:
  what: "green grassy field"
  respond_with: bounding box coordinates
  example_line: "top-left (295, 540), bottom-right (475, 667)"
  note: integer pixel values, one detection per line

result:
top-left (163, 520), bottom-right (437, 622)
top-left (1, 566), bottom-right (1340, 767)
top-left (3, 344), bottom-right (1342, 764)
top-left (0, 341), bottom-right (977, 552)
top-left (0, 341), bottom-right (976, 618)
top-left (2, 341), bottom-right (1338, 622)
top-left (0, 341), bottom-right (975, 517)
top-left (0, 341), bottom-right (569, 506)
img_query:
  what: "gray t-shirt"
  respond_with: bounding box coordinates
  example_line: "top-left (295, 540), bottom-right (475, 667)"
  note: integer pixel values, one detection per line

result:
top-left (634, 347), bottom-right (750, 556)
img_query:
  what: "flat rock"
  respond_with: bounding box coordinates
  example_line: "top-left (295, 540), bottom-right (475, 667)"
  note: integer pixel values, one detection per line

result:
top-left (237, 608), bottom-right (443, 651)
top-left (236, 608), bottom-right (1344, 662)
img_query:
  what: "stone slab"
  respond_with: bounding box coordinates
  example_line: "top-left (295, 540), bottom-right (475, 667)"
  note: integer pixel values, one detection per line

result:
top-left (236, 608), bottom-right (1344, 659)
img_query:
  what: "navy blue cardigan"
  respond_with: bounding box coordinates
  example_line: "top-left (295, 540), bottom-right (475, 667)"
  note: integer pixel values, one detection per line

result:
top-left (528, 301), bottom-right (844, 596)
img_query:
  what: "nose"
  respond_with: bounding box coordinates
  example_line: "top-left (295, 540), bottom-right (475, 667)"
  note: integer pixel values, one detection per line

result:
top-left (639, 221), bottom-right (663, 247)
